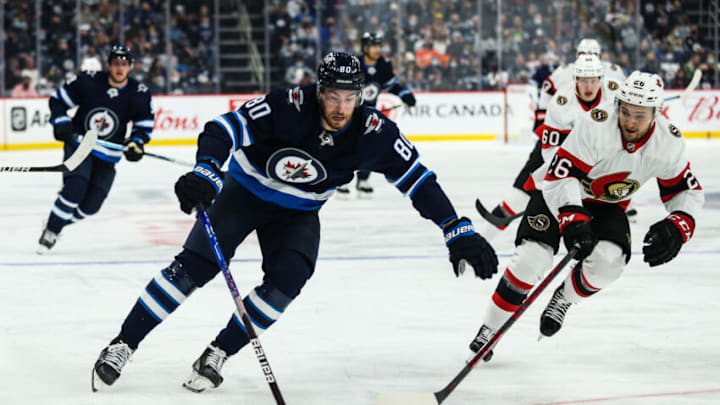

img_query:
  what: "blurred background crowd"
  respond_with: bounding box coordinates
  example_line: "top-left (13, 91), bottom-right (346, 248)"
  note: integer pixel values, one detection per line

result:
top-left (3, 0), bottom-right (719, 97)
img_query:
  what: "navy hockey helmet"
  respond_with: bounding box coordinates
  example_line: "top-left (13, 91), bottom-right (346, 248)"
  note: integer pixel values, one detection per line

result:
top-left (361, 32), bottom-right (384, 48)
top-left (108, 45), bottom-right (134, 64)
top-left (317, 52), bottom-right (364, 92)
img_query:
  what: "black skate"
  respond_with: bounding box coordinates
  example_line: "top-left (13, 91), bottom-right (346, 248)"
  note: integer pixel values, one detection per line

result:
top-left (183, 342), bottom-right (228, 393)
top-left (468, 324), bottom-right (495, 361)
top-left (540, 285), bottom-right (572, 337)
top-left (356, 179), bottom-right (373, 198)
top-left (92, 338), bottom-right (133, 391)
top-left (37, 228), bottom-right (59, 255)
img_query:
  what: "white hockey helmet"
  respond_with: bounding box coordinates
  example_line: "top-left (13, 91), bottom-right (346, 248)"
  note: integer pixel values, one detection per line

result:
top-left (573, 54), bottom-right (603, 79)
top-left (615, 71), bottom-right (664, 109)
top-left (576, 39), bottom-right (601, 56)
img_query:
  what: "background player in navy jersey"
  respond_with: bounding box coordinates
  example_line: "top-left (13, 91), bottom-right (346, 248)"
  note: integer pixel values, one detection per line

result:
top-left (337, 32), bottom-right (416, 197)
top-left (91, 52), bottom-right (497, 393)
top-left (37, 45), bottom-right (154, 253)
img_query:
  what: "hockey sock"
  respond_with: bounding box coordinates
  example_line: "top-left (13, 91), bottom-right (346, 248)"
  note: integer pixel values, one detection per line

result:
top-left (214, 284), bottom-right (293, 356)
top-left (119, 261), bottom-right (197, 350)
top-left (562, 263), bottom-right (600, 304)
top-left (47, 194), bottom-right (79, 233)
top-left (484, 268), bottom-right (534, 330)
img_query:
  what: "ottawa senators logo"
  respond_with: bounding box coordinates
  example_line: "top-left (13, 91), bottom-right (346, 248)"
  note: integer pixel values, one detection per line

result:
top-left (669, 123), bottom-right (682, 138)
top-left (607, 80), bottom-right (619, 91)
top-left (527, 214), bottom-right (551, 231)
top-left (582, 172), bottom-right (640, 201)
top-left (591, 108), bottom-right (608, 122)
top-left (556, 96), bottom-right (568, 106)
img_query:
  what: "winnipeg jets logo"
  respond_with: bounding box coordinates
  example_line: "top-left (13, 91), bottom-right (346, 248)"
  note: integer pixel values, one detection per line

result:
top-left (287, 87), bottom-right (304, 112)
top-left (266, 148), bottom-right (327, 185)
top-left (84, 108), bottom-right (119, 139)
top-left (107, 88), bottom-right (119, 98)
top-left (367, 66), bottom-right (376, 76)
top-left (364, 112), bottom-right (383, 135)
top-left (362, 83), bottom-right (380, 103)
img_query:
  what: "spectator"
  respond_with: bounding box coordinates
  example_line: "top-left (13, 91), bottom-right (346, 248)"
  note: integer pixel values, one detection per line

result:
top-left (11, 71), bottom-right (39, 98)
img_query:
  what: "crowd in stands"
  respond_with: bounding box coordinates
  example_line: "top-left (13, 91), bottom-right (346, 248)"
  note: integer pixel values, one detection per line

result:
top-left (3, 0), bottom-right (217, 97)
top-left (4, 0), bottom-right (718, 97)
top-left (268, 0), bottom-right (718, 91)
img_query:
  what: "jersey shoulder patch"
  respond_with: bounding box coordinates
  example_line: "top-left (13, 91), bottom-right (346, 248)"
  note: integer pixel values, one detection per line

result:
top-left (668, 123), bottom-right (682, 138)
top-left (590, 108), bottom-right (609, 122)
top-left (611, 64), bottom-right (619, 71)
top-left (287, 86), bottom-right (305, 112)
top-left (556, 95), bottom-right (568, 106)
top-left (607, 80), bottom-right (619, 91)
top-left (364, 111), bottom-right (384, 135)
top-left (137, 83), bottom-right (149, 93)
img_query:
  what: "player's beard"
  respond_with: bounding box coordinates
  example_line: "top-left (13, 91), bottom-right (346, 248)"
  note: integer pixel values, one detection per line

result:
top-left (109, 71), bottom-right (129, 87)
top-left (320, 105), bottom-right (352, 131)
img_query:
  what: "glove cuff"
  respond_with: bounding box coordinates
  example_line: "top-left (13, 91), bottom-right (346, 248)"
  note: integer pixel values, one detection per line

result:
top-left (193, 159), bottom-right (224, 194)
top-left (442, 216), bottom-right (475, 246)
top-left (666, 211), bottom-right (695, 243)
top-left (558, 205), bottom-right (591, 232)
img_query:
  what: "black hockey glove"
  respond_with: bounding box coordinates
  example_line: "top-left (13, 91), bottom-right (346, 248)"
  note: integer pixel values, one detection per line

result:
top-left (174, 159), bottom-right (224, 214)
top-left (443, 217), bottom-right (499, 279)
top-left (558, 205), bottom-right (597, 260)
top-left (53, 122), bottom-right (74, 142)
top-left (643, 211), bottom-right (695, 267)
top-left (533, 109), bottom-right (546, 131)
top-left (124, 139), bottom-right (145, 162)
top-left (400, 91), bottom-right (416, 107)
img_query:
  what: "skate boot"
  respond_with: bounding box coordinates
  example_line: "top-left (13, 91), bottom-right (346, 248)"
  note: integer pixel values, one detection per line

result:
top-left (540, 285), bottom-right (572, 337)
top-left (468, 324), bottom-right (496, 361)
top-left (92, 338), bottom-right (133, 391)
top-left (356, 179), bottom-right (373, 198)
top-left (37, 228), bottom-right (59, 255)
top-left (183, 342), bottom-right (229, 393)
top-left (336, 185), bottom-right (350, 199)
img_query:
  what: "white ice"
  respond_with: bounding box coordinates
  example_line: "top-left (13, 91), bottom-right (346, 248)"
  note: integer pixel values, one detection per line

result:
top-left (1, 141), bottom-right (719, 405)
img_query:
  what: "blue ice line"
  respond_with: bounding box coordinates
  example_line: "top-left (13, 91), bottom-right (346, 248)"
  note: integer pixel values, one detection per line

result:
top-left (0, 250), bottom-right (719, 267)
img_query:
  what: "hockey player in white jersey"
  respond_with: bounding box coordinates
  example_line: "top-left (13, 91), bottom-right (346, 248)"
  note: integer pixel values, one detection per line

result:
top-left (468, 71), bottom-right (703, 359)
top-left (478, 39), bottom-right (627, 236)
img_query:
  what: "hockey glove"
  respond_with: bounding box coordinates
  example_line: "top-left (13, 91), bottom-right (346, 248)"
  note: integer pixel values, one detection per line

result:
top-left (400, 92), bottom-right (416, 107)
top-left (53, 122), bottom-right (74, 142)
top-left (643, 211), bottom-right (695, 267)
top-left (174, 159), bottom-right (224, 214)
top-left (443, 217), bottom-right (499, 279)
top-left (533, 109), bottom-right (546, 131)
top-left (558, 205), bottom-right (597, 260)
top-left (124, 139), bottom-right (144, 162)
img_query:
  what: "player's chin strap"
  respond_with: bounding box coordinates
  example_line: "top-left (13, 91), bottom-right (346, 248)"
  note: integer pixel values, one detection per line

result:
top-left (194, 203), bottom-right (286, 405)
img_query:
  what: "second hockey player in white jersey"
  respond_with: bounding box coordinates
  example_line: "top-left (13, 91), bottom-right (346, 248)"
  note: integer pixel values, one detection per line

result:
top-left (468, 71), bottom-right (704, 360)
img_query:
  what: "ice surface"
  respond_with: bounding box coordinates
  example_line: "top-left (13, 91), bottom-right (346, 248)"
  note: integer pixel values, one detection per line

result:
top-left (1, 141), bottom-right (718, 405)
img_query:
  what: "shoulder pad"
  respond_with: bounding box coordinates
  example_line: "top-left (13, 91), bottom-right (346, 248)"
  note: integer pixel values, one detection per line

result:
top-left (364, 111), bottom-right (384, 135)
top-left (287, 86), bottom-right (304, 112)
top-left (590, 108), bottom-right (609, 122)
top-left (137, 83), bottom-right (149, 93)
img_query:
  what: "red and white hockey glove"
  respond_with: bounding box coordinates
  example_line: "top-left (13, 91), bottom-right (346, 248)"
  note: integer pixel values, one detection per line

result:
top-left (558, 205), bottom-right (596, 260)
top-left (643, 211), bottom-right (695, 267)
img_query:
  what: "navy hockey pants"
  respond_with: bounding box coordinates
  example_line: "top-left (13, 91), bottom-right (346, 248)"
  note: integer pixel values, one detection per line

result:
top-left (46, 142), bottom-right (115, 233)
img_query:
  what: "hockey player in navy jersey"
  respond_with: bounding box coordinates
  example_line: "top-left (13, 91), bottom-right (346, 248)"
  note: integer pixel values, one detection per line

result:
top-left (337, 32), bottom-right (416, 197)
top-left (91, 52), bottom-right (497, 392)
top-left (37, 45), bottom-right (154, 253)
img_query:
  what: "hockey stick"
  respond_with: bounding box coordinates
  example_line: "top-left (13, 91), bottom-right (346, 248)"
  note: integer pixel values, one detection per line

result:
top-left (380, 104), bottom-right (403, 113)
top-left (0, 129), bottom-right (98, 173)
top-left (475, 198), bottom-right (524, 228)
top-left (143, 151), bottom-right (194, 167)
top-left (377, 247), bottom-right (579, 405)
top-left (663, 69), bottom-right (702, 102)
top-left (195, 206), bottom-right (286, 404)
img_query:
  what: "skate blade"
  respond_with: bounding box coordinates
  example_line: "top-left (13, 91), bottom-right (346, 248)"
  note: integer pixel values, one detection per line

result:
top-left (356, 191), bottom-right (373, 199)
top-left (91, 368), bottom-right (109, 392)
top-left (183, 370), bottom-right (214, 393)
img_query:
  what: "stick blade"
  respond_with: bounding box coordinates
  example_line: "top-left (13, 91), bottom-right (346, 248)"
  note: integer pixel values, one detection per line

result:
top-left (64, 129), bottom-right (98, 171)
top-left (377, 392), bottom-right (438, 405)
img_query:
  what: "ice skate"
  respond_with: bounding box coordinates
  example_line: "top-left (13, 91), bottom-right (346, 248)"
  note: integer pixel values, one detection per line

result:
top-left (539, 285), bottom-right (572, 338)
top-left (183, 342), bottom-right (228, 393)
top-left (92, 338), bottom-right (133, 391)
top-left (37, 228), bottom-right (59, 255)
top-left (468, 324), bottom-right (496, 362)
top-left (356, 179), bottom-right (373, 198)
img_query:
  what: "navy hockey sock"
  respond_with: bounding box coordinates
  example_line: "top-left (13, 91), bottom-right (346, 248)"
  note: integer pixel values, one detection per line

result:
top-left (214, 284), bottom-right (292, 355)
top-left (119, 261), bottom-right (197, 349)
top-left (47, 194), bottom-right (79, 233)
